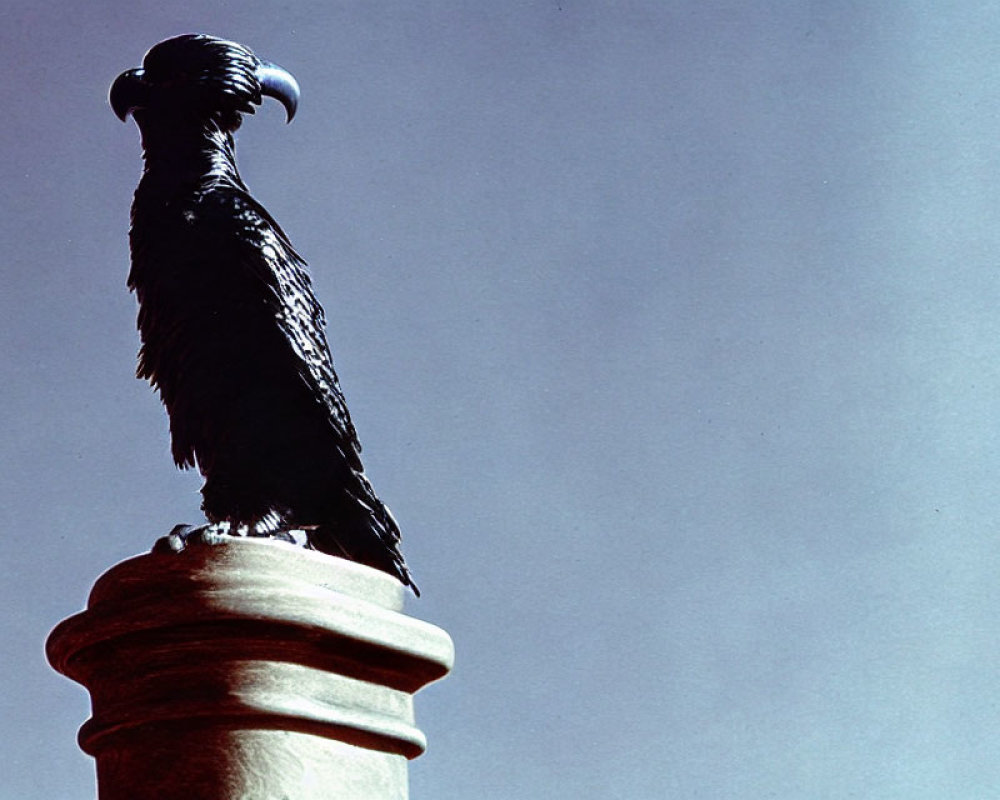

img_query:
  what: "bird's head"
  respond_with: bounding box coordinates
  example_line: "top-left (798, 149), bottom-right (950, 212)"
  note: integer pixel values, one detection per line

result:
top-left (110, 34), bottom-right (299, 131)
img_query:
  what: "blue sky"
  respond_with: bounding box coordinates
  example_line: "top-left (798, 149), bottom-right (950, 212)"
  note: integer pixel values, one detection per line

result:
top-left (4, 2), bottom-right (1000, 797)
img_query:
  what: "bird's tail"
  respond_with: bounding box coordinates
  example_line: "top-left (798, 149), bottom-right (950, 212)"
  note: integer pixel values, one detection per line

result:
top-left (307, 503), bottom-right (419, 596)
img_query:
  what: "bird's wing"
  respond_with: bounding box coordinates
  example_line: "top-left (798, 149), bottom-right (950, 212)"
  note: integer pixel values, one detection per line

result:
top-left (219, 189), bottom-right (411, 586)
top-left (212, 187), bottom-right (366, 470)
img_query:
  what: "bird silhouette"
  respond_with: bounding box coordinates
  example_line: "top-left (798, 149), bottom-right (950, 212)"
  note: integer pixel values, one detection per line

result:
top-left (111, 34), bottom-right (417, 594)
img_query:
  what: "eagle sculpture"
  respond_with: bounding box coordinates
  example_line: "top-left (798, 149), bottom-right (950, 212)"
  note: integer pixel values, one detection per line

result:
top-left (110, 34), bottom-right (417, 594)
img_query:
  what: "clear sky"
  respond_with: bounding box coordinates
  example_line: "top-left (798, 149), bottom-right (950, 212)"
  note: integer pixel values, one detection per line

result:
top-left (3, 2), bottom-right (1000, 797)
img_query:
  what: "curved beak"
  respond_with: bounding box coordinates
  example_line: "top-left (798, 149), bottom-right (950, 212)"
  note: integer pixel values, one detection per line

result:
top-left (256, 61), bottom-right (300, 123)
top-left (110, 68), bottom-right (149, 121)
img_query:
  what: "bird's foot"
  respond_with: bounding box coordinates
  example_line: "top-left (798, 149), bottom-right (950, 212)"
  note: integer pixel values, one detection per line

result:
top-left (266, 527), bottom-right (311, 547)
top-left (153, 521), bottom-right (311, 553)
top-left (241, 510), bottom-right (310, 547)
top-left (152, 521), bottom-right (237, 553)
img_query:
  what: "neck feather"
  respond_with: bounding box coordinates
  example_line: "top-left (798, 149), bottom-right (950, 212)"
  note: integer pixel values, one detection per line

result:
top-left (137, 116), bottom-right (244, 190)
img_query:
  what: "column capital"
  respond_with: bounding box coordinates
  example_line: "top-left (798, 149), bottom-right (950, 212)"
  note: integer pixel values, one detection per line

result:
top-left (47, 538), bottom-right (453, 799)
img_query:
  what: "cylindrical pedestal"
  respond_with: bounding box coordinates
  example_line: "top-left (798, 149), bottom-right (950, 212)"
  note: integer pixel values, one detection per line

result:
top-left (46, 538), bottom-right (453, 800)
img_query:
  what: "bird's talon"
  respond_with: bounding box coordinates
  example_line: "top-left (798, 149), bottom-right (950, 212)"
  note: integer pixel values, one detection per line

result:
top-left (272, 528), bottom-right (309, 547)
top-left (153, 522), bottom-right (240, 552)
top-left (153, 524), bottom-right (196, 553)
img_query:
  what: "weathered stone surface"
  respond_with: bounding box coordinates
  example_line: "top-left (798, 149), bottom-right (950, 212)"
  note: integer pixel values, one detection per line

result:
top-left (47, 538), bottom-right (453, 799)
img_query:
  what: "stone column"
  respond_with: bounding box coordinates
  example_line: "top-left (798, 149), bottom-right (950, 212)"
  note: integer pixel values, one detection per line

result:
top-left (46, 538), bottom-right (453, 800)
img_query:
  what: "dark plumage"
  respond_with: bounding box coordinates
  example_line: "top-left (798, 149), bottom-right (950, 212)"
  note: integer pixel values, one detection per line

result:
top-left (111, 34), bottom-right (416, 593)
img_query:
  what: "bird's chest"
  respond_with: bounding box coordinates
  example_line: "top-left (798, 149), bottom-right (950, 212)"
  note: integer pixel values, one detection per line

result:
top-left (131, 197), bottom-right (247, 309)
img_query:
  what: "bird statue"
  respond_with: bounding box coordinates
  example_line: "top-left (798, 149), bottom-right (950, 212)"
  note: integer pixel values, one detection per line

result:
top-left (110, 34), bottom-right (417, 594)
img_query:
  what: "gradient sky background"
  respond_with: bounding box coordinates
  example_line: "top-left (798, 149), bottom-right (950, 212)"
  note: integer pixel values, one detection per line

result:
top-left (3, 2), bottom-right (1000, 797)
